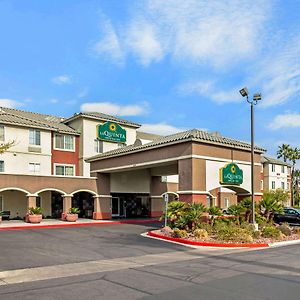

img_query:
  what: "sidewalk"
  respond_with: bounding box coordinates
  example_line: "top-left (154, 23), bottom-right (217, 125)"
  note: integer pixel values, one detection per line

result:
top-left (0, 218), bottom-right (160, 231)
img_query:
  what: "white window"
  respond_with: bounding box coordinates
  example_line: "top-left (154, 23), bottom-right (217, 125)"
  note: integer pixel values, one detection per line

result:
top-left (0, 195), bottom-right (3, 211)
top-left (224, 197), bottom-right (230, 208)
top-left (281, 165), bottom-right (285, 173)
top-left (29, 129), bottom-right (41, 146)
top-left (94, 139), bottom-right (103, 153)
top-left (271, 164), bottom-right (275, 172)
top-left (55, 134), bottom-right (74, 151)
top-left (272, 181), bottom-right (276, 189)
top-left (0, 161), bottom-right (4, 172)
top-left (261, 180), bottom-right (264, 190)
top-left (29, 163), bottom-right (40, 174)
top-left (281, 182), bottom-right (285, 190)
top-left (0, 125), bottom-right (4, 141)
top-left (55, 164), bottom-right (75, 176)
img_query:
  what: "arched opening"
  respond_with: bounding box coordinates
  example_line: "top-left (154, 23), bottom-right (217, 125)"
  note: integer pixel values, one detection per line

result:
top-left (209, 186), bottom-right (251, 210)
top-left (161, 191), bottom-right (179, 202)
top-left (0, 188), bottom-right (29, 220)
top-left (35, 189), bottom-right (66, 219)
top-left (72, 191), bottom-right (95, 219)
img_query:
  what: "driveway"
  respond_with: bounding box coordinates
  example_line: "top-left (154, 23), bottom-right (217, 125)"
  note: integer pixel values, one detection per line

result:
top-left (0, 222), bottom-right (299, 299)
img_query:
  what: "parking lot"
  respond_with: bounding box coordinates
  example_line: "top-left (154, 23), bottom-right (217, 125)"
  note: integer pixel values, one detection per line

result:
top-left (0, 222), bottom-right (299, 299)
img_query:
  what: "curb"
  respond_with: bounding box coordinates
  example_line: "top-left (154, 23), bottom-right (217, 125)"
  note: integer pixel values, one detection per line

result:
top-left (147, 231), bottom-right (269, 248)
top-left (0, 219), bottom-right (160, 231)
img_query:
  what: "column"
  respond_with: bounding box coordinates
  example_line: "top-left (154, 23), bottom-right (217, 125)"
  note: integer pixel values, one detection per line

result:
top-left (93, 196), bottom-right (112, 220)
top-left (61, 195), bottom-right (72, 220)
top-left (149, 176), bottom-right (165, 217)
top-left (93, 173), bottom-right (112, 220)
top-left (178, 158), bottom-right (208, 205)
top-left (26, 195), bottom-right (37, 222)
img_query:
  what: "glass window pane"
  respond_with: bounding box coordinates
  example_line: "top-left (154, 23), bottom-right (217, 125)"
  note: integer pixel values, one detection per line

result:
top-left (55, 165), bottom-right (64, 175)
top-left (55, 134), bottom-right (64, 149)
top-left (64, 136), bottom-right (74, 150)
top-left (0, 161), bottom-right (4, 172)
top-left (65, 166), bottom-right (74, 176)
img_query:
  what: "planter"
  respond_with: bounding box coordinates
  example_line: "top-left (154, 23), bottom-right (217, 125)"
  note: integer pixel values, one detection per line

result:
top-left (66, 214), bottom-right (78, 222)
top-left (28, 214), bottom-right (42, 224)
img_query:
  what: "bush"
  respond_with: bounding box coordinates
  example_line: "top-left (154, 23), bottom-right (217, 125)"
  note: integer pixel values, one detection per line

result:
top-left (193, 228), bottom-right (208, 239)
top-left (292, 227), bottom-right (300, 235)
top-left (69, 207), bottom-right (80, 214)
top-left (197, 222), bottom-right (213, 235)
top-left (216, 225), bottom-right (253, 243)
top-left (28, 207), bottom-right (42, 215)
top-left (172, 229), bottom-right (188, 238)
top-left (261, 226), bottom-right (282, 239)
top-left (278, 223), bottom-right (292, 236)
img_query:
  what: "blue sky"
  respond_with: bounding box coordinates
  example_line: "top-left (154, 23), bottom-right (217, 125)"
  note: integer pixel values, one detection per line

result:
top-left (0, 0), bottom-right (300, 158)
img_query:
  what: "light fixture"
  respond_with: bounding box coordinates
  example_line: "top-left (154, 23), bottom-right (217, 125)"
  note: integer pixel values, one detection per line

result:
top-left (253, 93), bottom-right (262, 101)
top-left (239, 87), bottom-right (249, 98)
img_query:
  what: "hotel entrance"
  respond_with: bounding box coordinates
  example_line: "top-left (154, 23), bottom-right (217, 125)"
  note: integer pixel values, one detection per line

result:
top-left (111, 194), bottom-right (150, 218)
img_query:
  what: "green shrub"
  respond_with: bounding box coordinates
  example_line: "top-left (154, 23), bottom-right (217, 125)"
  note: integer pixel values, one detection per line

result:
top-left (69, 207), bottom-right (80, 214)
top-left (216, 225), bottom-right (253, 243)
top-left (197, 222), bottom-right (213, 235)
top-left (28, 207), bottom-right (42, 215)
top-left (278, 223), bottom-right (292, 236)
top-left (172, 228), bottom-right (188, 238)
top-left (193, 228), bottom-right (208, 239)
top-left (261, 226), bottom-right (282, 239)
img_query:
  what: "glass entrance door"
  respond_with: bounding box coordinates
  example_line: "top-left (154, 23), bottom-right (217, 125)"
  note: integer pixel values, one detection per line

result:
top-left (111, 197), bottom-right (120, 217)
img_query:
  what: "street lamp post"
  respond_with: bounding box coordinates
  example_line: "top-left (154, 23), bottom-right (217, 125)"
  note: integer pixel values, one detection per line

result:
top-left (239, 87), bottom-right (262, 227)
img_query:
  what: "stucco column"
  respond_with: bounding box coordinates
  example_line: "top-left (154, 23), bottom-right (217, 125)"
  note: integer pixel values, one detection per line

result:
top-left (61, 195), bottom-right (72, 220)
top-left (93, 196), bottom-right (112, 220)
top-left (27, 195), bottom-right (37, 209)
top-left (178, 158), bottom-right (208, 205)
top-left (93, 173), bottom-right (112, 220)
top-left (149, 176), bottom-right (166, 218)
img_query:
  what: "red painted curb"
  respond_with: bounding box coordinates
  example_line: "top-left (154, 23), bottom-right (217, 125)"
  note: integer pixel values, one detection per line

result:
top-left (0, 219), bottom-right (160, 231)
top-left (147, 231), bottom-right (269, 248)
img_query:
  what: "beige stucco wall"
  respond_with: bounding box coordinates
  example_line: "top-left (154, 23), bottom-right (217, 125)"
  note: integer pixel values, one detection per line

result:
top-left (0, 191), bottom-right (27, 218)
top-left (1, 125), bottom-right (52, 175)
top-left (111, 169), bottom-right (151, 193)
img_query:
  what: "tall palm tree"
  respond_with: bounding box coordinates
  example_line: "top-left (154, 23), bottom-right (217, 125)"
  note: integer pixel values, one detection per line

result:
top-left (287, 147), bottom-right (300, 207)
top-left (277, 144), bottom-right (291, 162)
top-left (294, 169), bottom-right (300, 206)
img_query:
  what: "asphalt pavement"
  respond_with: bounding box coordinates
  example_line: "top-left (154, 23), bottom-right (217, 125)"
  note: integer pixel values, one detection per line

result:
top-left (0, 222), bottom-right (299, 299)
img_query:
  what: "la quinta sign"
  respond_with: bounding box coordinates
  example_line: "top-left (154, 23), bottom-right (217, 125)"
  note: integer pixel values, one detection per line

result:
top-left (219, 163), bottom-right (243, 185)
top-left (97, 122), bottom-right (126, 143)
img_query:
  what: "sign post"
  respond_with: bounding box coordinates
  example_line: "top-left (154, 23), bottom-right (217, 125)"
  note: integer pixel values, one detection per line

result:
top-left (164, 193), bottom-right (169, 227)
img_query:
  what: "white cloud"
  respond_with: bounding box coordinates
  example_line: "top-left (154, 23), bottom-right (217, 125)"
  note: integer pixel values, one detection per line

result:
top-left (251, 35), bottom-right (300, 107)
top-left (92, 18), bottom-right (124, 64)
top-left (178, 80), bottom-right (241, 104)
top-left (0, 99), bottom-right (23, 108)
top-left (139, 123), bottom-right (185, 135)
top-left (93, 0), bottom-right (271, 68)
top-left (50, 98), bottom-right (59, 104)
top-left (52, 75), bottom-right (72, 85)
top-left (268, 113), bottom-right (300, 130)
top-left (80, 102), bottom-right (148, 116)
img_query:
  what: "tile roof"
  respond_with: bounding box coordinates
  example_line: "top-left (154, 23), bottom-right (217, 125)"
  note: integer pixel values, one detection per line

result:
top-left (0, 107), bottom-right (79, 134)
top-left (87, 129), bottom-right (266, 162)
top-left (262, 156), bottom-right (292, 167)
top-left (63, 112), bottom-right (141, 128)
top-left (136, 131), bottom-right (162, 141)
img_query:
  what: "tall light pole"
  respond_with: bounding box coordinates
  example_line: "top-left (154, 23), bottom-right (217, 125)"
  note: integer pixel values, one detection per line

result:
top-left (239, 87), bottom-right (262, 227)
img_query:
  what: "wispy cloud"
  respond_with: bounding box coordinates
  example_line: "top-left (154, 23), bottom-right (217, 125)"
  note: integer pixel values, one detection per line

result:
top-left (268, 113), bottom-right (300, 130)
top-left (80, 101), bottom-right (148, 116)
top-left (178, 80), bottom-right (241, 104)
top-left (252, 35), bottom-right (300, 107)
top-left (77, 87), bottom-right (89, 98)
top-left (93, 0), bottom-right (271, 68)
top-left (0, 98), bottom-right (23, 108)
top-left (92, 17), bottom-right (124, 65)
top-left (52, 75), bottom-right (72, 85)
top-left (139, 123), bottom-right (185, 135)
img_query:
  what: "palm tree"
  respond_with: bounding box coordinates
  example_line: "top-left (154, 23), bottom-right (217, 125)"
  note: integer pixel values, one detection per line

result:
top-left (288, 148), bottom-right (300, 206)
top-left (0, 141), bottom-right (15, 154)
top-left (293, 169), bottom-right (300, 206)
top-left (277, 144), bottom-right (291, 162)
top-left (259, 191), bottom-right (284, 222)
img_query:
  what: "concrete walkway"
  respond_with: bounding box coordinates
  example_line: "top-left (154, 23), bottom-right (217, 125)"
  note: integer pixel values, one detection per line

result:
top-left (0, 218), bottom-right (159, 230)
